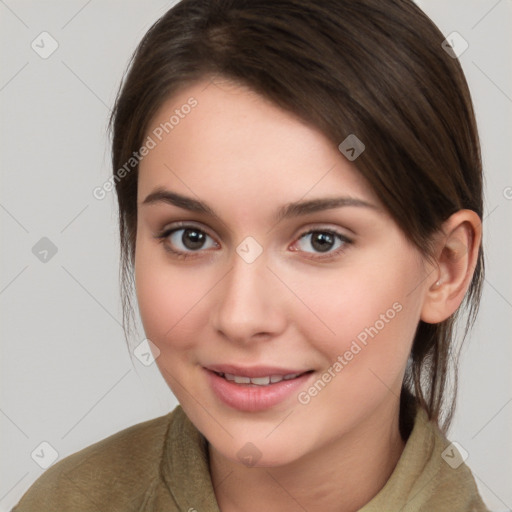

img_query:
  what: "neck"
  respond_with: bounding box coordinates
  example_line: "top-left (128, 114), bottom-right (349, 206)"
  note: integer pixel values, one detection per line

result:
top-left (208, 399), bottom-right (406, 512)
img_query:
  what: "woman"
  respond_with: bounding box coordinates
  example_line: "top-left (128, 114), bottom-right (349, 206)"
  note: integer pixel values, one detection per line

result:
top-left (13, 0), bottom-right (490, 510)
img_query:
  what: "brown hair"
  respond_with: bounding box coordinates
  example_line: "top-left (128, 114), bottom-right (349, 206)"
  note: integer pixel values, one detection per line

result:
top-left (109, 0), bottom-right (484, 435)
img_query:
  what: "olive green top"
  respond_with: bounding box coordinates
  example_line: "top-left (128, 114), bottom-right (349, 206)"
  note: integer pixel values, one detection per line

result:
top-left (12, 404), bottom-right (490, 511)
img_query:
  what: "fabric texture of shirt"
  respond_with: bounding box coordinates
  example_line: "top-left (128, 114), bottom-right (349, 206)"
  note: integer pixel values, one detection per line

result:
top-left (12, 404), bottom-right (490, 511)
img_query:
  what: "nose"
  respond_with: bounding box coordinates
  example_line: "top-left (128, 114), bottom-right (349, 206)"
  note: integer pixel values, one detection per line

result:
top-left (211, 246), bottom-right (287, 344)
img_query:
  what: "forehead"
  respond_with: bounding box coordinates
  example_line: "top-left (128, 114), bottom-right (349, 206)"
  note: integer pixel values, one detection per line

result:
top-left (137, 78), bottom-right (380, 215)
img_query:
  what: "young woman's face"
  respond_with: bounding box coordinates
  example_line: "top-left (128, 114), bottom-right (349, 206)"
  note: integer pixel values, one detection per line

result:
top-left (135, 77), bottom-right (428, 466)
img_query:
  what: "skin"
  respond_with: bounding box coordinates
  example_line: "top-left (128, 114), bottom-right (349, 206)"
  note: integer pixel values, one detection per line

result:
top-left (134, 76), bottom-right (481, 512)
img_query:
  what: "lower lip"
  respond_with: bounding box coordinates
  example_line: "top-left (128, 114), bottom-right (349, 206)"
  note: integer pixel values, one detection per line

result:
top-left (204, 368), bottom-right (314, 412)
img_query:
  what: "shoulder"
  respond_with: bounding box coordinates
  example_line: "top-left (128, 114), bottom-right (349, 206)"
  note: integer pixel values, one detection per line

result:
top-left (12, 408), bottom-right (179, 512)
top-left (412, 408), bottom-right (490, 511)
top-left (368, 405), bottom-right (490, 511)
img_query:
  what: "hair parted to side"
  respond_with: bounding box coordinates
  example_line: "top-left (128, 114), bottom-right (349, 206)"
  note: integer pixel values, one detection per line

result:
top-left (109, 0), bottom-right (484, 435)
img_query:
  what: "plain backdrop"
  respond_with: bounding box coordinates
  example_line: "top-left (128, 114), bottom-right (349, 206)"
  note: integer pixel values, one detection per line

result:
top-left (1, 1), bottom-right (511, 510)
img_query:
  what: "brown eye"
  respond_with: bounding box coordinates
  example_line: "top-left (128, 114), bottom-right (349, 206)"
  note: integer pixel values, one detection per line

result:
top-left (310, 232), bottom-right (336, 252)
top-left (294, 229), bottom-right (352, 259)
top-left (156, 225), bottom-right (219, 258)
top-left (178, 228), bottom-right (208, 250)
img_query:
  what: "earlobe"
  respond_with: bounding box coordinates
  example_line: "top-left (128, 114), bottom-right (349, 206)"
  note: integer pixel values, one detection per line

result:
top-left (420, 210), bottom-right (482, 324)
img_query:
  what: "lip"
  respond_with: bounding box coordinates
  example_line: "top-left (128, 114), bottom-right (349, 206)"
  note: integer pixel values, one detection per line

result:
top-left (204, 366), bottom-right (314, 412)
top-left (205, 363), bottom-right (310, 378)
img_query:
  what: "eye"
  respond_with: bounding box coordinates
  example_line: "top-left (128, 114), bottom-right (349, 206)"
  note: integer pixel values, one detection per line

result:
top-left (292, 229), bottom-right (352, 259)
top-left (155, 223), bottom-right (218, 259)
top-left (155, 223), bottom-right (352, 261)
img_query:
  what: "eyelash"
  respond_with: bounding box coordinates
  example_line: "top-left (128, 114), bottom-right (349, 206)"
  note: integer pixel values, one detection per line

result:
top-left (154, 222), bottom-right (353, 261)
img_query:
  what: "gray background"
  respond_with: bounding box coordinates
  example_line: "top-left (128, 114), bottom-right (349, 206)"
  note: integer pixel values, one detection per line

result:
top-left (1, 1), bottom-right (511, 510)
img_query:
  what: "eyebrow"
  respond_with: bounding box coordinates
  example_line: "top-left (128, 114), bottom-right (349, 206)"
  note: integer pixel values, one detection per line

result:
top-left (141, 187), bottom-right (378, 222)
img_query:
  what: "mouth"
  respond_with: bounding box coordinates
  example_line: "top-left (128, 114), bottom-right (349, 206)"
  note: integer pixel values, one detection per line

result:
top-left (203, 365), bottom-right (315, 412)
top-left (211, 370), bottom-right (313, 386)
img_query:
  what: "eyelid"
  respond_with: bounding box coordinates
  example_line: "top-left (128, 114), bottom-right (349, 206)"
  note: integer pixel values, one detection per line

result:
top-left (289, 226), bottom-right (353, 259)
top-left (156, 220), bottom-right (217, 241)
top-left (157, 220), bottom-right (354, 240)
top-left (292, 223), bottom-right (353, 241)
top-left (154, 222), bottom-right (219, 261)
top-left (155, 221), bottom-right (354, 260)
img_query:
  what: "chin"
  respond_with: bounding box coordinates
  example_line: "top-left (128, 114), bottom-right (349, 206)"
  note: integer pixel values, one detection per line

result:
top-left (218, 441), bottom-right (304, 469)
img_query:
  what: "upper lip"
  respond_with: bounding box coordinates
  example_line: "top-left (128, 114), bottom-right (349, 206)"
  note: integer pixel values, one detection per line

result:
top-left (205, 364), bottom-right (312, 378)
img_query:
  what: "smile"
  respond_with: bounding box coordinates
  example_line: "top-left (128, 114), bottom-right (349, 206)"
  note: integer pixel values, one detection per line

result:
top-left (204, 366), bottom-right (315, 412)
top-left (216, 372), bottom-right (305, 386)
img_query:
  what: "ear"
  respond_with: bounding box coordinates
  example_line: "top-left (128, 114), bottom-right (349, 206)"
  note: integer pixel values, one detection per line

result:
top-left (420, 209), bottom-right (482, 324)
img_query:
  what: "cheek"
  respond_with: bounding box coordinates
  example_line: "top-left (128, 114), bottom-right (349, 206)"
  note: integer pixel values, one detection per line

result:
top-left (291, 250), bottom-right (422, 375)
top-left (134, 238), bottom-right (209, 352)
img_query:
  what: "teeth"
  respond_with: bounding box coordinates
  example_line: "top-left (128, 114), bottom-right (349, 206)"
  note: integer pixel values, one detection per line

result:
top-left (222, 372), bottom-right (302, 386)
top-left (250, 376), bottom-right (270, 385)
top-left (234, 375), bottom-right (251, 384)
